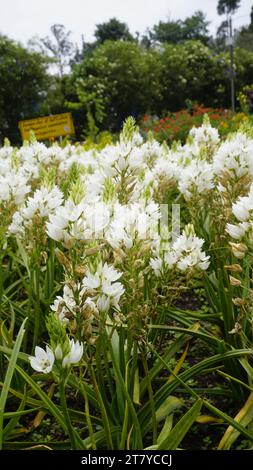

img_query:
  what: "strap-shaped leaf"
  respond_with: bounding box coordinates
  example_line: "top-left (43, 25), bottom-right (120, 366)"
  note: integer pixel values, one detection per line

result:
top-left (0, 318), bottom-right (27, 449)
top-left (157, 399), bottom-right (202, 450)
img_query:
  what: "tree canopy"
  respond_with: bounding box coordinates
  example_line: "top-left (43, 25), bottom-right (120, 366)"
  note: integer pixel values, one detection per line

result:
top-left (149, 11), bottom-right (210, 44)
top-left (0, 35), bottom-right (49, 143)
top-left (94, 17), bottom-right (134, 43)
top-left (217, 0), bottom-right (241, 15)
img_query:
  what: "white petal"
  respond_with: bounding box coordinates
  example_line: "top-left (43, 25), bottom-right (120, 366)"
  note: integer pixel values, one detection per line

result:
top-left (29, 357), bottom-right (43, 372)
top-left (35, 346), bottom-right (47, 360)
top-left (46, 345), bottom-right (55, 363)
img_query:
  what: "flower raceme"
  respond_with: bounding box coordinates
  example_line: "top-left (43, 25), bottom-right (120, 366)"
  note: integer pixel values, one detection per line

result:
top-left (8, 185), bottom-right (63, 237)
top-left (226, 184), bottom-right (253, 241)
top-left (51, 262), bottom-right (125, 324)
top-left (150, 224), bottom-right (210, 276)
top-left (81, 262), bottom-right (125, 312)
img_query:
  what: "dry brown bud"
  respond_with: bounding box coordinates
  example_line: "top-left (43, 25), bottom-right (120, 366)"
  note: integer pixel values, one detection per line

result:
top-left (229, 322), bottom-right (242, 335)
top-left (229, 276), bottom-right (242, 287)
top-left (85, 244), bottom-right (105, 256)
top-left (232, 297), bottom-right (245, 306)
top-left (75, 265), bottom-right (86, 276)
top-left (224, 264), bottom-right (243, 273)
top-left (55, 248), bottom-right (72, 270)
top-left (229, 242), bottom-right (247, 259)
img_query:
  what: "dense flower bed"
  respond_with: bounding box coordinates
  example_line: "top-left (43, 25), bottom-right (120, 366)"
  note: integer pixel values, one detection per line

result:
top-left (1, 117), bottom-right (253, 450)
top-left (140, 105), bottom-right (252, 144)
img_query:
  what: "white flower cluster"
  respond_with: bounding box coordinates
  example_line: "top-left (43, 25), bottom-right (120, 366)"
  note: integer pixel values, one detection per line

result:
top-left (46, 200), bottom-right (110, 244)
top-left (0, 171), bottom-right (30, 205)
top-left (81, 262), bottom-right (125, 312)
top-left (226, 183), bottom-right (253, 240)
top-left (9, 186), bottom-right (63, 236)
top-left (177, 160), bottom-right (214, 201)
top-left (189, 122), bottom-right (219, 149)
top-left (161, 120), bottom-right (218, 201)
top-left (213, 133), bottom-right (253, 181)
top-left (46, 200), bottom-right (160, 248)
top-left (1, 118), bottom-right (221, 358)
top-left (150, 224), bottom-right (210, 276)
top-left (51, 262), bottom-right (125, 323)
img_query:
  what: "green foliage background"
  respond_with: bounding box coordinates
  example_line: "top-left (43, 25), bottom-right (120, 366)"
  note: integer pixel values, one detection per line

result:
top-left (1, 4), bottom-right (253, 142)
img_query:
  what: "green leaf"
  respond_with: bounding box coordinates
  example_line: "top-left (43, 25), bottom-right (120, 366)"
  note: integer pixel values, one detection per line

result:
top-left (218, 393), bottom-right (253, 449)
top-left (157, 399), bottom-right (202, 450)
top-left (140, 327), bottom-right (196, 397)
top-left (3, 390), bottom-right (28, 440)
top-left (157, 415), bottom-right (174, 445)
top-left (0, 318), bottom-right (27, 449)
top-left (15, 365), bottom-right (68, 434)
top-left (133, 367), bottom-right (140, 406)
top-left (139, 349), bottom-right (253, 427)
top-left (204, 400), bottom-right (253, 444)
top-left (156, 396), bottom-right (183, 423)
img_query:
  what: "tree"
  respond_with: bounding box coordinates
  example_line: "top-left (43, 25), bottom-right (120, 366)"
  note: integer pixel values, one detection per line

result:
top-left (249, 5), bottom-right (253, 32)
top-left (217, 20), bottom-right (229, 39)
top-left (214, 20), bottom-right (229, 50)
top-left (234, 6), bottom-right (253, 52)
top-left (150, 20), bottom-right (184, 44)
top-left (217, 0), bottom-right (241, 15)
top-left (158, 41), bottom-right (231, 111)
top-left (70, 36), bottom-right (96, 65)
top-left (69, 41), bottom-right (162, 130)
top-left (183, 11), bottom-right (210, 43)
top-left (28, 25), bottom-right (76, 111)
top-left (94, 18), bottom-right (134, 44)
top-left (0, 35), bottom-right (50, 143)
top-left (150, 11), bottom-right (210, 45)
top-left (29, 24), bottom-right (74, 77)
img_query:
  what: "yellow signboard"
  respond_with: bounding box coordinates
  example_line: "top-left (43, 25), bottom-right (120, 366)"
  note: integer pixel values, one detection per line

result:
top-left (19, 113), bottom-right (75, 141)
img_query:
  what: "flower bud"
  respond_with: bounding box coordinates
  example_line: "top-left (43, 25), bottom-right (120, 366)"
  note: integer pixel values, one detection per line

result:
top-left (232, 297), bottom-right (245, 306)
top-left (224, 264), bottom-right (243, 273)
top-left (54, 344), bottom-right (63, 360)
top-left (229, 242), bottom-right (247, 259)
top-left (229, 276), bottom-right (242, 287)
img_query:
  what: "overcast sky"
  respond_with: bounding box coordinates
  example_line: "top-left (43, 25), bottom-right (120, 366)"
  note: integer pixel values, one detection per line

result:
top-left (0, 0), bottom-right (252, 46)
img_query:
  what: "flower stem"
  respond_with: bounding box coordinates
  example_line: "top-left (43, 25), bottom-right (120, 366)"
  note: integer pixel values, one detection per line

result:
top-left (59, 379), bottom-right (78, 450)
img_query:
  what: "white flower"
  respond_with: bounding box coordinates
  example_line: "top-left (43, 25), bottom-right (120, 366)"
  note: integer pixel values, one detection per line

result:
top-left (232, 199), bottom-right (250, 222)
top-left (96, 295), bottom-right (110, 312)
top-left (150, 225), bottom-right (210, 274)
top-left (29, 346), bottom-right (55, 374)
top-left (178, 160), bottom-right (214, 200)
top-left (102, 282), bottom-right (125, 301)
top-left (226, 222), bottom-right (249, 240)
top-left (50, 284), bottom-right (79, 323)
top-left (81, 262), bottom-right (125, 312)
top-left (189, 122), bottom-right (220, 148)
top-left (213, 133), bottom-right (253, 179)
top-left (150, 257), bottom-right (163, 277)
top-left (0, 172), bottom-right (30, 205)
top-left (9, 185), bottom-right (63, 238)
top-left (231, 186), bottom-right (253, 222)
top-left (82, 271), bottom-right (101, 290)
top-left (164, 251), bottom-right (178, 267)
top-left (62, 339), bottom-right (83, 368)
